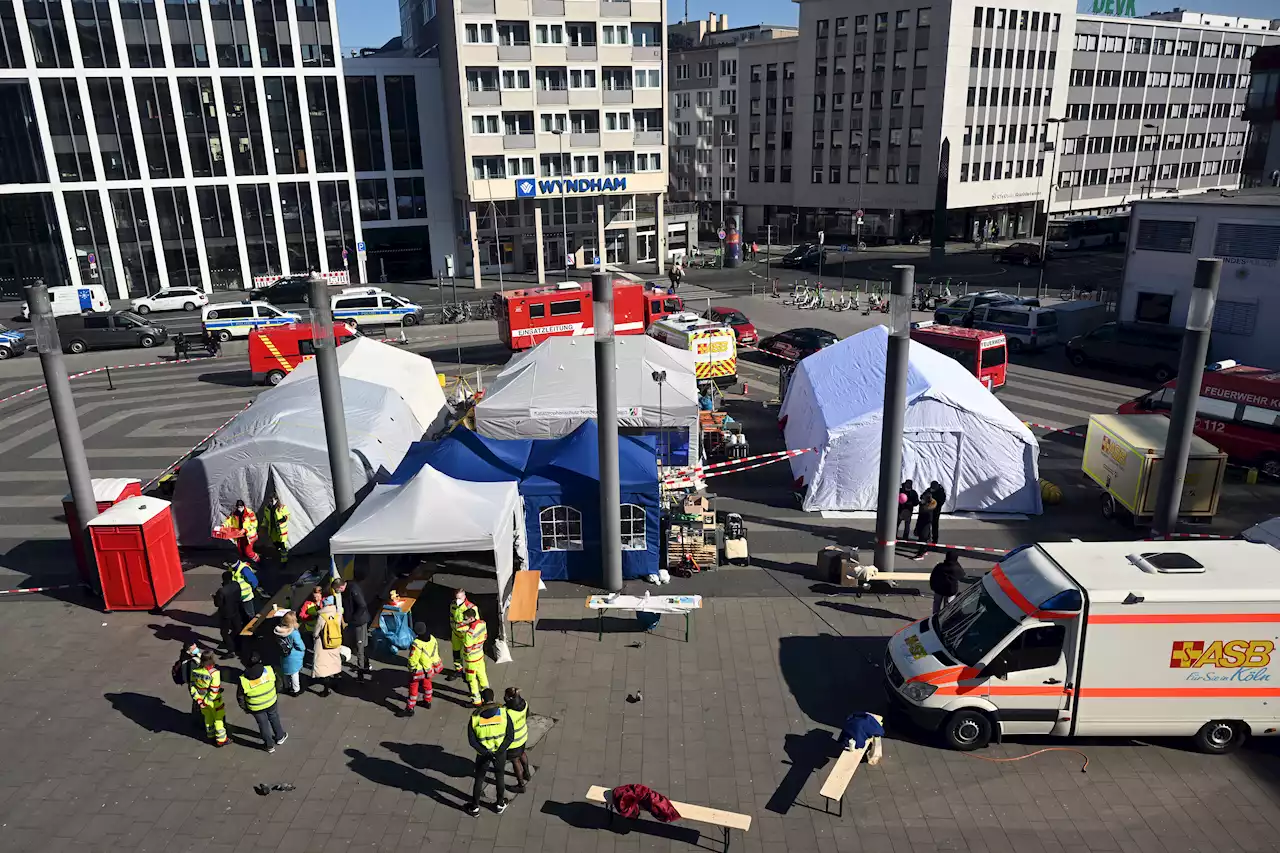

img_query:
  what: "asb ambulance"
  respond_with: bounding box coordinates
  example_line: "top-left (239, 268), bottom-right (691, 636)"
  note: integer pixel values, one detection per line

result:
top-left (646, 312), bottom-right (738, 387)
top-left (331, 287), bottom-right (424, 328)
top-left (885, 539), bottom-right (1280, 754)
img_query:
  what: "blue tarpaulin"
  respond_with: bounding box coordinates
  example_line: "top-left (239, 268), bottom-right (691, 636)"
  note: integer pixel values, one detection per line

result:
top-left (393, 423), bottom-right (660, 583)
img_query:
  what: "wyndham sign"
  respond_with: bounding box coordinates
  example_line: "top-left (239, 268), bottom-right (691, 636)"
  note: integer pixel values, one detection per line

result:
top-left (515, 177), bottom-right (629, 198)
top-left (1089, 0), bottom-right (1136, 15)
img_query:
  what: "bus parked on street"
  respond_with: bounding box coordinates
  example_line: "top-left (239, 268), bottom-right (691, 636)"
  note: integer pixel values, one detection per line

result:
top-left (1045, 213), bottom-right (1128, 251)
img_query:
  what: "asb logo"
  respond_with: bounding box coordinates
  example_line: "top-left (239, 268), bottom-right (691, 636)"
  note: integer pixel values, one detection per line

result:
top-left (1169, 639), bottom-right (1275, 668)
top-left (515, 179), bottom-right (536, 198)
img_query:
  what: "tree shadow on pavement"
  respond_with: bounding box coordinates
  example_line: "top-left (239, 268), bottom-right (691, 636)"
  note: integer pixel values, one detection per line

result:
top-left (540, 800), bottom-right (709, 850)
top-left (813, 599), bottom-right (914, 621)
top-left (778, 634), bottom-right (888, 729)
top-left (765, 728), bottom-right (838, 815)
top-left (382, 741), bottom-right (475, 779)
top-left (344, 748), bottom-right (470, 810)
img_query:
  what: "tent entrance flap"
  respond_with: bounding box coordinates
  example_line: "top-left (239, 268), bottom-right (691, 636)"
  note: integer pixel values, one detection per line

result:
top-left (901, 430), bottom-right (962, 514)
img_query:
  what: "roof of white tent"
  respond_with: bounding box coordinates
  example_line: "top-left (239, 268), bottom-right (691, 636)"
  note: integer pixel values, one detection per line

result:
top-left (784, 325), bottom-right (1034, 443)
top-left (475, 334), bottom-right (699, 438)
top-left (278, 336), bottom-right (449, 435)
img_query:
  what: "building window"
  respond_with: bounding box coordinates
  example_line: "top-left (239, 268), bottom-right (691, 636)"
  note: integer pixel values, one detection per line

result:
top-left (210, 0), bottom-right (252, 67)
top-left (296, 0), bottom-right (335, 66)
top-left (27, 0), bottom-right (73, 67)
top-left (167, 0), bottom-right (208, 67)
top-left (108, 188), bottom-right (158, 296)
top-left (306, 78), bottom-right (346, 173)
top-left (540, 505), bottom-right (583, 551)
top-left (72, 0), bottom-right (119, 67)
top-left (252, 0), bottom-right (293, 67)
top-left (394, 176), bottom-right (427, 220)
top-left (238, 183), bottom-right (281, 276)
top-left (1134, 220), bottom-right (1195, 253)
top-left (41, 78), bottom-right (93, 181)
top-left (177, 77), bottom-right (225, 178)
top-left (153, 186), bottom-right (203, 289)
top-left (222, 77), bottom-right (269, 176)
top-left (1134, 292), bottom-right (1173, 325)
top-left (263, 76), bottom-right (307, 173)
top-left (621, 504), bottom-right (645, 550)
top-left (278, 181), bottom-right (320, 272)
top-left (385, 75), bottom-right (423, 170)
top-left (196, 185), bottom-right (243, 290)
top-left (357, 178), bottom-right (390, 221)
top-left (346, 76), bottom-right (385, 172)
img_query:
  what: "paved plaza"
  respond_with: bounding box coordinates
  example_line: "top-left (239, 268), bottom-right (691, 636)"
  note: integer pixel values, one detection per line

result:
top-left (4, 570), bottom-right (1280, 853)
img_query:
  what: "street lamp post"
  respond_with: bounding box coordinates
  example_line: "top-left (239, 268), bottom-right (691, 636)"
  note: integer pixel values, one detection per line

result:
top-left (309, 275), bottom-right (356, 516)
top-left (874, 266), bottom-right (914, 575)
top-left (1036, 117), bottom-right (1066, 300)
top-left (1151, 258), bottom-right (1220, 538)
top-left (1143, 123), bottom-right (1159, 200)
top-left (717, 133), bottom-right (726, 269)
top-left (852, 132), bottom-right (866, 250)
top-left (490, 199), bottom-right (505, 293)
top-left (552, 128), bottom-right (570, 275)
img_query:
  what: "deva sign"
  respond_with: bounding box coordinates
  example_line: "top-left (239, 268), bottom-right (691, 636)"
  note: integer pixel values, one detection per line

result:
top-left (515, 177), bottom-right (628, 198)
top-left (1090, 0), bottom-right (1136, 15)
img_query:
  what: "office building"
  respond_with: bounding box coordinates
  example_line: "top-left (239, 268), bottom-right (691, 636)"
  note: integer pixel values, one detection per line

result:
top-left (667, 14), bottom-right (797, 237)
top-left (408, 0), bottom-right (691, 286)
top-left (1243, 45), bottom-right (1280, 187)
top-left (0, 0), bottom-right (364, 300)
top-left (733, 1), bottom-right (1280, 246)
top-left (345, 43), bottom-right (459, 281)
top-left (1121, 189), bottom-right (1280, 368)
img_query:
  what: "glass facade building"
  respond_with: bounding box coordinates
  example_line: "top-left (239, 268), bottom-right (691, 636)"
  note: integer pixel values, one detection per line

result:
top-left (0, 0), bottom-right (363, 300)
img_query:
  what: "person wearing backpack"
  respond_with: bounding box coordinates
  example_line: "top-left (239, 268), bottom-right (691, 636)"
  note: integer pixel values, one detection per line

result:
top-left (311, 603), bottom-right (345, 697)
top-left (171, 642), bottom-right (202, 731)
top-left (274, 612), bottom-right (306, 696)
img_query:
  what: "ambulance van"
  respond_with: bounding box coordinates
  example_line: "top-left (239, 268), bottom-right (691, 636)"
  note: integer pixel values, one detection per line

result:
top-left (885, 539), bottom-right (1280, 754)
top-left (646, 312), bottom-right (738, 387)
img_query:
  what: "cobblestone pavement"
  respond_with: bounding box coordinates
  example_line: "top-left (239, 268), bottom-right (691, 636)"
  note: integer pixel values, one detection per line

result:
top-left (5, 574), bottom-right (1280, 853)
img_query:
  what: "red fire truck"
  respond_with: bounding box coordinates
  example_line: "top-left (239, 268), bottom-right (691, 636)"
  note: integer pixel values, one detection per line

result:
top-left (248, 323), bottom-right (356, 385)
top-left (1117, 361), bottom-right (1280, 477)
top-left (910, 321), bottom-right (1008, 390)
top-left (497, 280), bottom-right (683, 350)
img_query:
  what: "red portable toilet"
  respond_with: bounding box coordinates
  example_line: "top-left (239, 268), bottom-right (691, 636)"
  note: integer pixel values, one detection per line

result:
top-left (88, 496), bottom-right (184, 612)
top-left (64, 478), bottom-right (143, 587)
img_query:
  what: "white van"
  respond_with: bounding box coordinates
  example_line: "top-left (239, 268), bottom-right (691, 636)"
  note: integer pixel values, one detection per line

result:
top-left (885, 539), bottom-right (1280, 754)
top-left (20, 285), bottom-right (110, 320)
top-left (971, 303), bottom-right (1058, 353)
top-left (201, 301), bottom-right (301, 341)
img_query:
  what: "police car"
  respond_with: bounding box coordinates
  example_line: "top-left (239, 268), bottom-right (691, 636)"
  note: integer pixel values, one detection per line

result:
top-left (0, 323), bottom-right (28, 360)
top-left (201, 301), bottom-right (302, 341)
top-left (331, 288), bottom-right (425, 328)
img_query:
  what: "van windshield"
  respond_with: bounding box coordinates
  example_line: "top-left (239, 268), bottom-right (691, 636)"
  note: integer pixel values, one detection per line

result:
top-left (934, 581), bottom-right (1020, 666)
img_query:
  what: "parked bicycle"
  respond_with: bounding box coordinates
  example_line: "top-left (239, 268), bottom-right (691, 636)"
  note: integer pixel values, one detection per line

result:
top-left (1058, 285), bottom-right (1096, 301)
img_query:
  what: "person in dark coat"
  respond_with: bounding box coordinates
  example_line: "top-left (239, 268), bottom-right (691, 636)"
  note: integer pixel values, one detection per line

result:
top-left (927, 480), bottom-right (946, 544)
top-left (214, 571), bottom-right (247, 659)
top-left (912, 485), bottom-right (937, 560)
top-left (929, 551), bottom-right (964, 614)
top-left (897, 479), bottom-right (919, 540)
top-left (339, 578), bottom-right (371, 680)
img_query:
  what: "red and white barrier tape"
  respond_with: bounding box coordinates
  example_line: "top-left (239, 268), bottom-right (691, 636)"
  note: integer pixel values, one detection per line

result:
top-left (663, 448), bottom-right (812, 488)
top-left (1145, 533), bottom-right (1236, 541)
top-left (884, 538), bottom-right (1010, 557)
top-left (0, 583), bottom-right (79, 596)
top-left (143, 400), bottom-right (253, 491)
top-left (0, 357), bottom-right (203, 407)
top-left (1023, 421), bottom-right (1086, 439)
top-left (662, 448), bottom-right (810, 485)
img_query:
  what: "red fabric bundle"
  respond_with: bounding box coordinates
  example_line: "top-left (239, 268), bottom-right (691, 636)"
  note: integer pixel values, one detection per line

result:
top-left (610, 784), bottom-right (682, 823)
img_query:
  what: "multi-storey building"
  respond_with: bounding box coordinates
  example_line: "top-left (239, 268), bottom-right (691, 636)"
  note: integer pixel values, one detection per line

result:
top-left (408, 0), bottom-right (687, 286)
top-left (1238, 46), bottom-right (1280, 188)
top-left (345, 43), bottom-right (459, 281)
top-left (667, 15), bottom-right (797, 237)
top-left (734, 1), bottom-right (1280, 246)
top-left (1053, 13), bottom-right (1279, 217)
top-left (0, 0), bottom-right (363, 300)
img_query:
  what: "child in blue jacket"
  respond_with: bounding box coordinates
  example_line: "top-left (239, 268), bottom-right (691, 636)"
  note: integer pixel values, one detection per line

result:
top-left (274, 611), bottom-right (306, 696)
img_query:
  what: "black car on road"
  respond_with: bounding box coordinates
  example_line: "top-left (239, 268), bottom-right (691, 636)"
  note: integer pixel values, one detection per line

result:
top-left (249, 275), bottom-right (334, 306)
top-left (993, 242), bottom-right (1051, 266)
top-left (779, 244), bottom-right (828, 269)
top-left (756, 327), bottom-right (840, 362)
top-left (56, 311), bottom-right (168, 354)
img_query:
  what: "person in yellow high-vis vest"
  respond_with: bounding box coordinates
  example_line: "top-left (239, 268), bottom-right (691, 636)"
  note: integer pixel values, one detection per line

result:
top-left (504, 686), bottom-right (533, 793)
top-left (447, 588), bottom-right (475, 679)
top-left (401, 621), bottom-right (443, 717)
top-left (461, 608), bottom-right (488, 706)
top-left (229, 559), bottom-right (260, 622)
top-left (189, 651), bottom-right (228, 746)
top-left (465, 688), bottom-right (513, 817)
top-left (237, 653), bottom-right (288, 752)
top-left (260, 495), bottom-right (290, 563)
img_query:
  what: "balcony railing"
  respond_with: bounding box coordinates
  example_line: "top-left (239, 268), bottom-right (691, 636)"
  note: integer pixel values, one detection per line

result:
top-left (497, 43), bottom-right (531, 61)
top-left (467, 86), bottom-right (502, 106)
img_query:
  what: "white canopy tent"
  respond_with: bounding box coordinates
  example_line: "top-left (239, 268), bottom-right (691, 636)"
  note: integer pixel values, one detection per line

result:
top-left (278, 336), bottom-right (450, 436)
top-left (329, 465), bottom-right (529, 658)
top-left (780, 325), bottom-right (1042, 514)
top-left (475, 335), bottom-right (700, 448)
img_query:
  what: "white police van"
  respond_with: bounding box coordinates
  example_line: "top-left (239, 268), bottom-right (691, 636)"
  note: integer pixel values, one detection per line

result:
top-left (331, 288), bottom-right (424, 328)
top-left (201, 301), bottom-right (301, 341)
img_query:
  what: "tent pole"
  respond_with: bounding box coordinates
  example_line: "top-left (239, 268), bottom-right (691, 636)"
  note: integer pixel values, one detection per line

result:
top-left (310, 276), bottom-right (356, 516)
top-left (874, 265), bottom-right (913, 574)
top-left (593, 271), bottom-right (624, 593)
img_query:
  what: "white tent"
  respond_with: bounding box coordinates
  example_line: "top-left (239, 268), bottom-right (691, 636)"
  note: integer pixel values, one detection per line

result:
top-left (475, 335), bottom-right (700, 461)
top-left (277, 336), bottom-right (449, 436)
top-left (172, 375), bottom-right (425, 549)
top-left (329, 465), bottom-right (528, 627)
top-left (780, 325), bottom-right (1042, 514)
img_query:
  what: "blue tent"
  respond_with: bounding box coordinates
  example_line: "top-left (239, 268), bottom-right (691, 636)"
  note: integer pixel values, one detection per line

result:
top-left (393, 425), bottom-right (660, 583)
